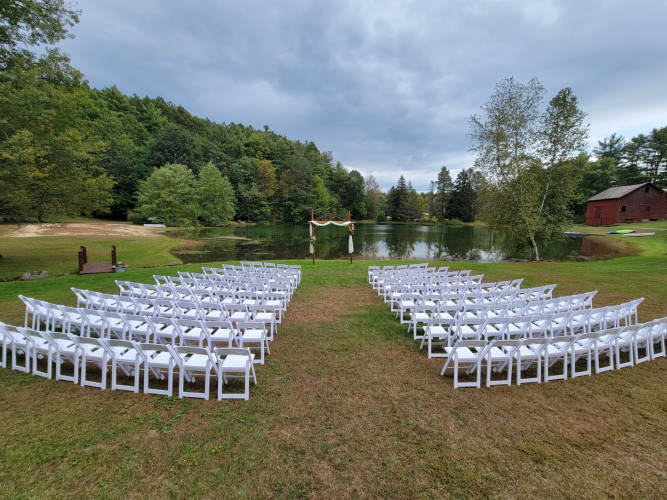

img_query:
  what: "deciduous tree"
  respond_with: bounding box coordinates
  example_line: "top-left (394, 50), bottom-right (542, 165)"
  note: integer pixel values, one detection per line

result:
top-left (469, 77), bottom-right (587, 260)
top-left (135, 163), bottom-right (197, 226)
top-left (196, 163), bottom-right (235, 226)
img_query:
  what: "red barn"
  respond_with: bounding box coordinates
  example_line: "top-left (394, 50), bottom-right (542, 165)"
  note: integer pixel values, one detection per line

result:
top-left (585, 183), bottom-right (667, 226)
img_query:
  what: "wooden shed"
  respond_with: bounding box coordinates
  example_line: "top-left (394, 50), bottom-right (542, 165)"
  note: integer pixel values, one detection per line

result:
top-left (585, 183), bottom-right (667, 226)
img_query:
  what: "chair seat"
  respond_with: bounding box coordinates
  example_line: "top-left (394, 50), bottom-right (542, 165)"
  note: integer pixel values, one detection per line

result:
top-left (241, 329), bottom-right (265, 341)
top-left (444, 346), bottom-right (478, 363)
top-left (220, 354), bottom-right (253, 371)
top-left (183, 353), bottom-right (210, 371)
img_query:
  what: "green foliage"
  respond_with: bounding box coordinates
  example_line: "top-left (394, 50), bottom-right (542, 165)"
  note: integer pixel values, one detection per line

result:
top-left (386, 176), bottom-right (423, 222)
top-left (447, 168), bottom-right (478, 222)
top-left (135, 163), bottom-right (198, 226)
top-left (432, 166), bottom-right (453, 221)
top-left (0, 54), bottom-right (114, 222)
top-left (195, 163), bottom-right (235, 226)
top-left (0, 0), bottom-right (80, 66)
top-left (313, 175), bottom-right (330, 215)
top-left (364, 174), bottom-right (382, 221)
top-left (538, 87), bottom-right (589, 167)
top-left (469, 77), bottom-right (588, 260)
top-left (235, 183), bottom-right (269, 222)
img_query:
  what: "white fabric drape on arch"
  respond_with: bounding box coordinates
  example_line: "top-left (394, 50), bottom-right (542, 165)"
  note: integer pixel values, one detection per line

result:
top-left (309, 220), bottom-right (353, 254)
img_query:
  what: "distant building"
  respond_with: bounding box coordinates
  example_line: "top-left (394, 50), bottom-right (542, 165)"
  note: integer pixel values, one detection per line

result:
top-left (585, 183), bottom-right (667, 226)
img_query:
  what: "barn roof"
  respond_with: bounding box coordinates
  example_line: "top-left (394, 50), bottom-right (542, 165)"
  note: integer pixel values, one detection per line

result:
top-left (587, 183), bottom-right (650, 202)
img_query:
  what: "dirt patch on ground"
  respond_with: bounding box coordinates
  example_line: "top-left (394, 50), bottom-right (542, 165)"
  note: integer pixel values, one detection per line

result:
top-left (287, 285), bottom-right (381, 324)
top-left (8, 222), bottom-right (164, 239)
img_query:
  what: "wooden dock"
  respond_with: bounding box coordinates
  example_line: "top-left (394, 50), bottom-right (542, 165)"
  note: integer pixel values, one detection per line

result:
top-left (80, 262), bottom-right (114, 274)
top-left (78, 245), bottom-right (116, 274)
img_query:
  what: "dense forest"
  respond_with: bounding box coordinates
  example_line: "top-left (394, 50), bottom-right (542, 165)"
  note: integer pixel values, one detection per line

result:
top-left (0, 2), bottom-right (665, 229)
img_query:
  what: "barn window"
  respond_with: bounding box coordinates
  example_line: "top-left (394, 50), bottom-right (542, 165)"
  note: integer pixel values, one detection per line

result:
top-left (645, 185), bottom-right (650, 193)
top-left (621, 205), bottom-right (626, 212)
top-left (645, 205), bottom-right (651, 213)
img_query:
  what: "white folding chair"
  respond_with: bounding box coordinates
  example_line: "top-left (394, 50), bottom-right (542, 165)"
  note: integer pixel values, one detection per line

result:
top-left (236, 321), bottom-right (269, 364)
top-left (421, 316), bottom-right (457, 358)
top-left (200, 320), bottom-right (237, 349)
top-left (514, 337), bottom-right (550, 385)
top-left (570, 330), bottom-right (609, 377)
top-left (632, 322), bottom-right (652, 364)
top-left (21, 327), bottom-right (54, 379)
top-left (69, 336), bottom-right (112, 389)
top-left (19, 295), bottom-right (49, 330)
top-left (542, 335), bottom-right (577, 382)
top-left (137, 343), bottom-right (178, 396)
top-left (215, 348), bottom-right (257, 400)
top-left (439, 340), bottom-right (491, 388)
top-left (123, 314), bottom-right (154, 343)
top-left (100, 311), bottom-right (129, 340)
top-left (57, 305), bottom-right (89, 336)
top-left (174, 318), bottom-right (208, 348)
top-left (647, 318), bottom-right (666, 360)
top-left (173, 346), bottom-right (218, 400)
top-left (106, 339), bottom-right (142, 392)
top-left (251, 304), bottom-right (277, 341)
top-left (485, 340), bottom-right (521, 387)
top-left (147, 316), bottom-right (179, 345)
top-left (611, 325), bottom-right (637, 369)
top-left (6, 323), bottom-right (31, 373)
top-left (46, 331), bottom-right (81, 383)
top-left (0, 322), bottom-right (13, 368)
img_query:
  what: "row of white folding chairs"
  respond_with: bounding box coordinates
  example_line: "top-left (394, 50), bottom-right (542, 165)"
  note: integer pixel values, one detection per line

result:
top-left (75, 287), bottom-right (284, 327)
top-left (21, 295), bottom-right (276, 350)
top-left (159, 271), bottom-right (299, 295)
top-left (368, 263), bottom-right (445, 282)
top-left (370, 265), bottom-right (469, 289)
top-left (204, 263), bottom-right (301, 285)
top-left (0, 322), bottom-right (257, 400)
top-left (439, 318), bottom-right (667, 388)
top-left (380, 276), bottom-right (486, 304)
top-left (239, 260), bottom-right (301, 276)
top-left (110, 284), bottom-right (287, 322)
top-left (152, 273), bottom-right (297, 302)
top-left (405, 290), bottom-right (600, 337)
top-left (121, 279), bottom-right (292, 305)
top-left (387, 279), bottom-right (531, 312)
top-left (375, 271), bottom-right (479, 298)
top-left (395, 284), bottom-right (560, 325)
top-left (420, 299), bottom-right (645, 357)
top-left (377, 269), bottom-right (472, 288)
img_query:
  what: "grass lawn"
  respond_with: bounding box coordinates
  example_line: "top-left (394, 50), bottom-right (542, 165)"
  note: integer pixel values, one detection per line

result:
top-left (0, 223), bottom-right (665, 498)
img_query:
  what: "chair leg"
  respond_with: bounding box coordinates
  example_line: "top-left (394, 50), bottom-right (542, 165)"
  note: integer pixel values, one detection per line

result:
top-left (32, 349), bottom-right (52, 379)
top-left (615, 341), bottom-right (634, 369)
top-left (12, 343), bottom-right (31, 373)
top-left (651, 334), bottom-right (665, 360)
top-left (56, 351), bottom-right (79, 383)
top-left (594, 345), bottom-right (614, 373)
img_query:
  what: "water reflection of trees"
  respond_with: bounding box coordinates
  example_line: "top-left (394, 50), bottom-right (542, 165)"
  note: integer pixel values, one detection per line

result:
top-left (168, 224), bottom-right (611, 263)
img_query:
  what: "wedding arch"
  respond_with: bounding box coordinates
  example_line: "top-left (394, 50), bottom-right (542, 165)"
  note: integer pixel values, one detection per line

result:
top-left (309, 209), bottom-right (355, 264)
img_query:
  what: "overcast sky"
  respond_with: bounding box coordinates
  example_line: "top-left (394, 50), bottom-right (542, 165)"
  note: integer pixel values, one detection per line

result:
top-left (60, 0), bottom-right (667, 191)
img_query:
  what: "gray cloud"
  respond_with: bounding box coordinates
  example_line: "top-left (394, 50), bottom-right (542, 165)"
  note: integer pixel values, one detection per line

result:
top-left (62, 0), bottom-right (667, 191)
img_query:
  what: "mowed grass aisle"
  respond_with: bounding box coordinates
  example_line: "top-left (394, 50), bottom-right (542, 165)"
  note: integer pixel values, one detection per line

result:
top-left (0, 259), bottom-right (666, 498)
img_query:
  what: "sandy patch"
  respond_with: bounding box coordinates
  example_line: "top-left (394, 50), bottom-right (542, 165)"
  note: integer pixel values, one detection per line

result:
top-left (9, 222), bottom-right (164, 238)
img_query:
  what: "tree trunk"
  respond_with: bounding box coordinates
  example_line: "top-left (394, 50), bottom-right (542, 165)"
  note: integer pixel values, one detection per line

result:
top-left (529, 235), bottom-right (540, 261)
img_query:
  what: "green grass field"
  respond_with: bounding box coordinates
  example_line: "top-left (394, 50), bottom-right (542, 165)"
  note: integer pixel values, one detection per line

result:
top-left (0, 222), bottom-right (665, 498)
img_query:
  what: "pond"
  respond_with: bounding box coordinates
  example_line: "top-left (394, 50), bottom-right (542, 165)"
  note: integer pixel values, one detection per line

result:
top-left (166, 224), bottom-right (624, 263)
